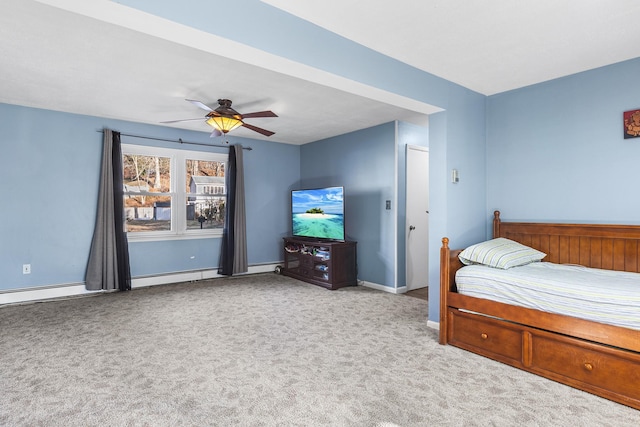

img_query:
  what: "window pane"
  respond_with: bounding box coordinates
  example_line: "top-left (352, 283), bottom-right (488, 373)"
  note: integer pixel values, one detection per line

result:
top-left (124, 195), bottom-right (172, 232)
top-left (186, 159), bottom-right (226, 231)
top-left (186, 159), bottom-right (225, 194)
top-left (123, 154), bottom-right (170, 193)
top-left (123, 154), bottom-right (171, 232)
top-left (186, 195), bottom-right (225, 230)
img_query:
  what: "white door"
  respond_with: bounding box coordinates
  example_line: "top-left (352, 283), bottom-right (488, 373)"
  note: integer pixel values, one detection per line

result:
top-left (406, 146), bottom-right (429, 290)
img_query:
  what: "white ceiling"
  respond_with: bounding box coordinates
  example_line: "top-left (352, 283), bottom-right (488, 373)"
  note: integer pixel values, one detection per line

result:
top-left (2, 0), bottom-right (640, 145)
top-left (264, 0), bottom-right (640, 96)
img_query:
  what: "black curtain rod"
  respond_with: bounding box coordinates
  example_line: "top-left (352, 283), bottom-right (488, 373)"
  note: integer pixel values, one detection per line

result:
top-left (95, 130), bottom-right (252, 150)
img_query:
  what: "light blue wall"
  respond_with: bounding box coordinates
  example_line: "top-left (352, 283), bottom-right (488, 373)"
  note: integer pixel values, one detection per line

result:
top-left (242, 137), bottom-right (301, 264)
top-left (487, 57), bottom-right (640, 227)
top-left (300, 123), bottom-right (397, 287)
top-left (5, 1), bottom-right (490, 325)
top-left (298, 121), bottom-right (430, 290)
top-left (8, 1), bottom-right (639, 328)
top-left (428, 112), bottom-right (449, 319)
top-left (115, 0), bottom-right (488, 323)
top-left (1, 105), bottom-right (103, 290)
top-left (0, 103), bottom-right (299, 290)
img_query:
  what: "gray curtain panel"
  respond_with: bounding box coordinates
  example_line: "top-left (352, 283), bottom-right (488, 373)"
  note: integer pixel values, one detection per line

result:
top-left (232, 145), bottom-right (247, 274)
top-left (218, 144), bottom-right (248, 275)
top-left (85, 129), bottom-right (131, 291)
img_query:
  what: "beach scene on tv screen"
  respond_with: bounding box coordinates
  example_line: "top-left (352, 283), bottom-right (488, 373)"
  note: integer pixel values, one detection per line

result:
top-left (292, 187), bottom-right (344, 240)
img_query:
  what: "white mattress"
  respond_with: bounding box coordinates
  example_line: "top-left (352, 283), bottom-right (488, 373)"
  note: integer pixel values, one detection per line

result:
top-left (455, 262), bottom-right (640, 330)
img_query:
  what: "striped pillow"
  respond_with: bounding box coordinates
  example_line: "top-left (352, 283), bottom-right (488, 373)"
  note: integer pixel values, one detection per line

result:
top-left (459, 238), bottom-right (546, 269)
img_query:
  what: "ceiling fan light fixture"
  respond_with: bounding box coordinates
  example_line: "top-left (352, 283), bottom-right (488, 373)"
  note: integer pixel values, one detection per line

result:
top-left (206, 116), bottom-right (243, 133)
top-left (168, 98), bottom-right (275, 136)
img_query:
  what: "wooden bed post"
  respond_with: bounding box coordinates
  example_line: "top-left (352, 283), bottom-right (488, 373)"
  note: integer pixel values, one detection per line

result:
top-left (493, 210), bottom-right (501, 238)
top-left (439, 237), bottom-right (450, 345)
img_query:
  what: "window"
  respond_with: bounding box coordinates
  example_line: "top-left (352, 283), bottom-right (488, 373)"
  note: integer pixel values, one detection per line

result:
top-left (185, 158), bottom-right (226, 231)
top-left (122, 144), bottom-right (227, 241)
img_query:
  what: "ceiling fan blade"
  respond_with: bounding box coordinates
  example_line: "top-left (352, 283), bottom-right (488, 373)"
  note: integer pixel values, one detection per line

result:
top-left (186, 99), bottom-right (213, 112)
top-left (240, 110), bottom-right (278, 119)
top-left (160, 117), bottom-right (206, 124)
top-left (242, 122), bottom-right (275, 137)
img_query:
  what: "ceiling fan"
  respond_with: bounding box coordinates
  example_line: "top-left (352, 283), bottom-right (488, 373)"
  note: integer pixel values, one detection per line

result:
top-left (161, 98), bottom-right (278, 137)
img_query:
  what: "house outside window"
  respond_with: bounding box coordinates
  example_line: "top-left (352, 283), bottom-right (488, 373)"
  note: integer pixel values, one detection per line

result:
top-left (122, 144), bottom-right (227, 241)
top-left (188, 175), bottom-right (226, 226)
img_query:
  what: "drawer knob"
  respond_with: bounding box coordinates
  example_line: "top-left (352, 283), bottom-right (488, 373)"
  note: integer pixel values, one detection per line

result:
top-left (480, 333), bottom-right (488, 340)
top-left (584, 363), bottom-right (593, 371)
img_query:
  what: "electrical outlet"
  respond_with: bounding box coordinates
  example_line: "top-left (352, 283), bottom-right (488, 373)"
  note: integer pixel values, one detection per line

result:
top-left (23, 264), bottom-right (31, 274)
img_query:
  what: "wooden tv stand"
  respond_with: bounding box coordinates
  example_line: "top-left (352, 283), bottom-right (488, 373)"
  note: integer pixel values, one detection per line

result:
top-left (282, 237), bottom-right (357, 290)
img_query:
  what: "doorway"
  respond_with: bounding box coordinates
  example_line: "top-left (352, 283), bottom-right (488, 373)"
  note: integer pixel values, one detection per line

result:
top-left (405, 145), bottom-right (429, 291)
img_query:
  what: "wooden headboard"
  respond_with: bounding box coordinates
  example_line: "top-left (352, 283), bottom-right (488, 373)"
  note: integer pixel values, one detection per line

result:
top-left (493, 211), bottom-right (640, 272)
top-left (440, 210), bottom-right (640, 297)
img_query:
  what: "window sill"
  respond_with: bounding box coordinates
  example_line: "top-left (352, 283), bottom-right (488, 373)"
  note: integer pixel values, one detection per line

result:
top-left (127, 231), bottom-right (224, 243)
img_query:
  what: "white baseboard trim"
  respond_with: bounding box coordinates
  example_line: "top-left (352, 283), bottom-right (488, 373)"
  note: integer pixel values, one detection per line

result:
top-left (359, 280), bottom-right (406, 294)
top-left (427, 320), bottom-right (439, 331)
top-left (132, 263), bottom-right (279, 288)
top-left (0, 264), bottom-right (280, 306)
top-left (0, 283), bottom-right (95, 305)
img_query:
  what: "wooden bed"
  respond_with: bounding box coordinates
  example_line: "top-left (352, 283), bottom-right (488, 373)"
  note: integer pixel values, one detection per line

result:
top-left (439, 211), bottom-right (640, 410)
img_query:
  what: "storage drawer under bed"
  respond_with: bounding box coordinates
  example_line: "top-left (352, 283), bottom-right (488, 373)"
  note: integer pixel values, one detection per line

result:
top-left (446, 307), bottom-right (640, 408)
top-left (529, 331), bottom-right (640, 403)
top-left (447, 309), bottom-right (523, 366)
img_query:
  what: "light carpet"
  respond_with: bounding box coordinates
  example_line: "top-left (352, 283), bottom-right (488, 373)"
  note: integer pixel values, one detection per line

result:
top-left (1, 273), bottom-right (638, 426)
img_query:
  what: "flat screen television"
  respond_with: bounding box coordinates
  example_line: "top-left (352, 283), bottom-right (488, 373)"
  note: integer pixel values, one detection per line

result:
top-left (291, 186), bottom-right (345, 241)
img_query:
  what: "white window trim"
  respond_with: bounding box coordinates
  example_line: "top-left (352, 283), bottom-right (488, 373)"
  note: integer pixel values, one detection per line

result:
top-left (122, 144), bottom-right (227, 242)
